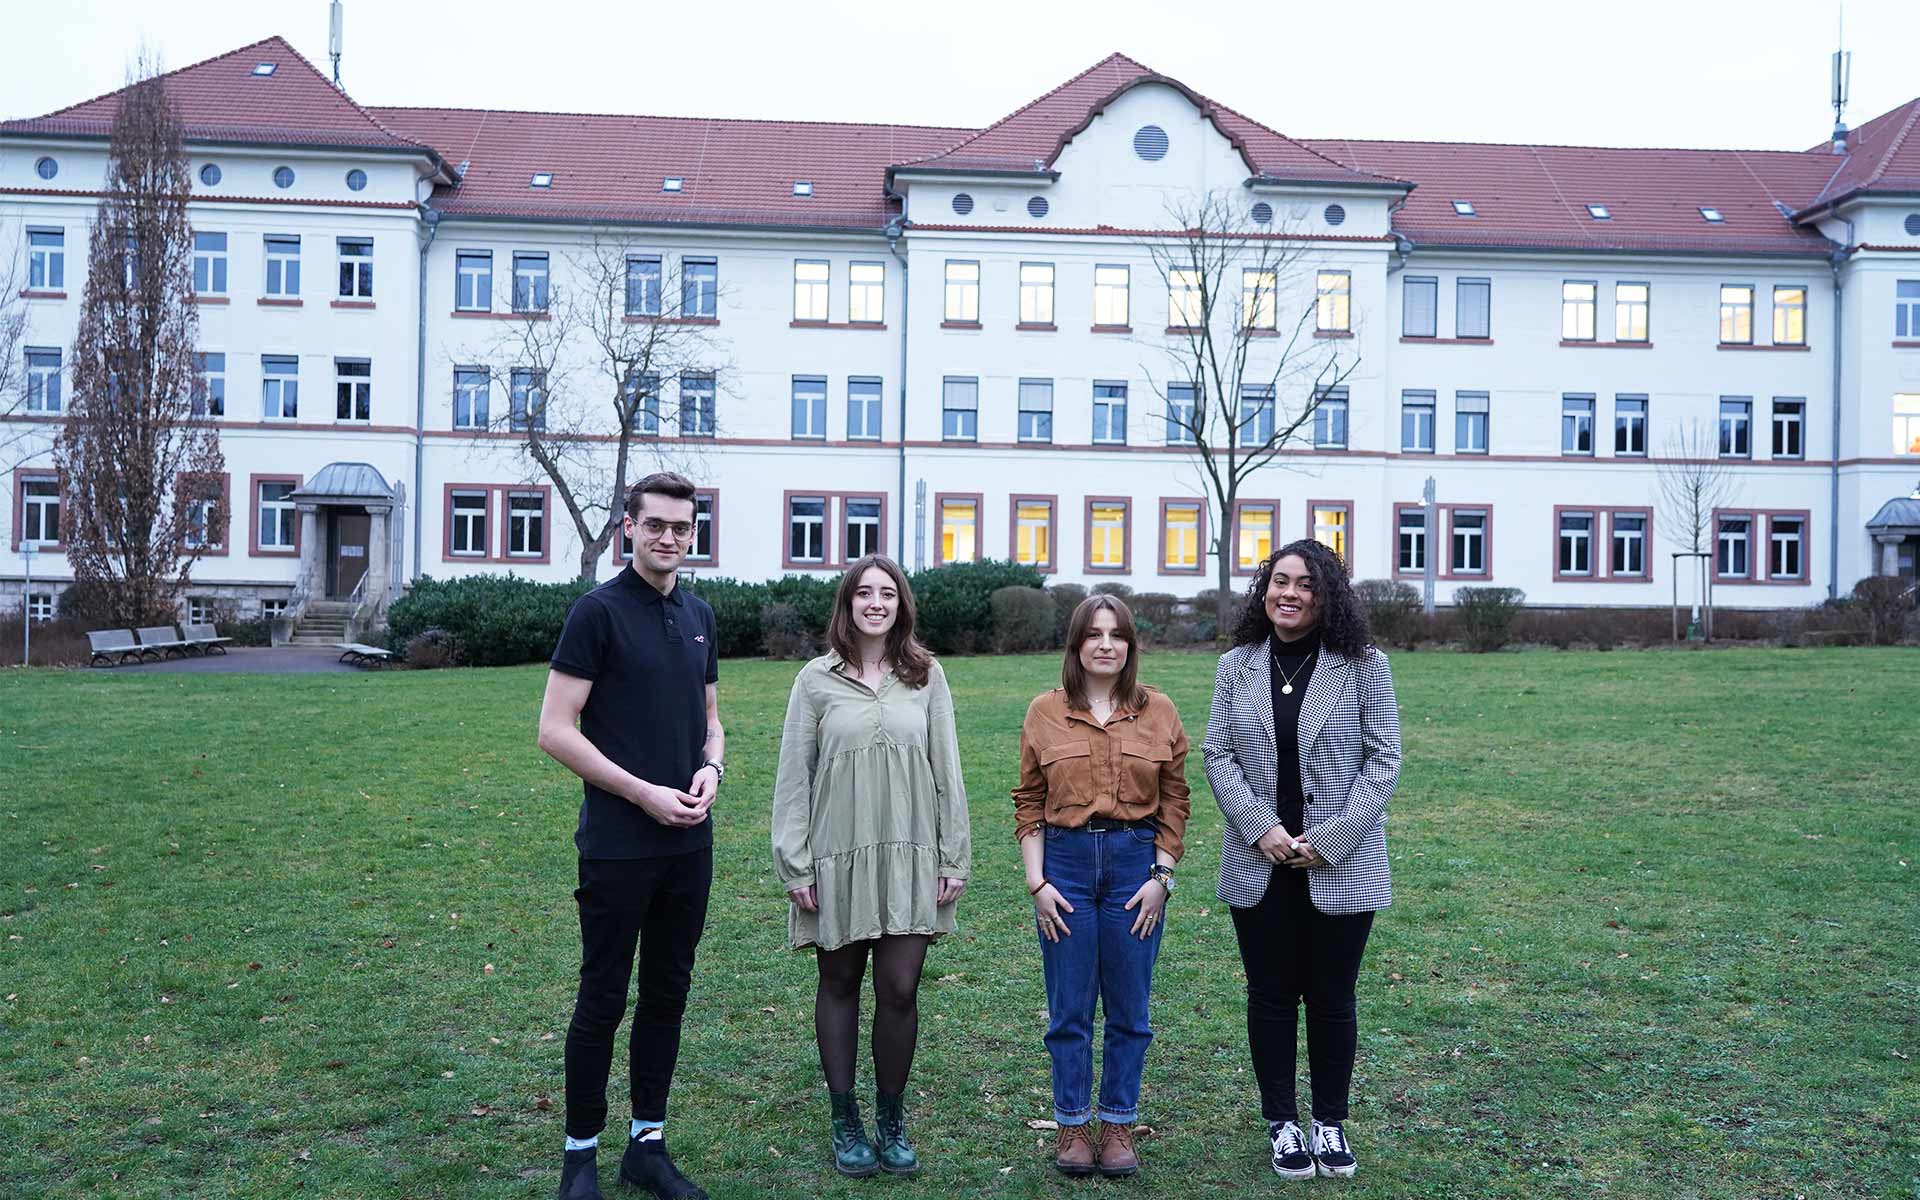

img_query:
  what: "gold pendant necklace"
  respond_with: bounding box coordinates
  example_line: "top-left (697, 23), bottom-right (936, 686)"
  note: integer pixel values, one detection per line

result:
top-left (1273, 647), bottom-right (1317, 696)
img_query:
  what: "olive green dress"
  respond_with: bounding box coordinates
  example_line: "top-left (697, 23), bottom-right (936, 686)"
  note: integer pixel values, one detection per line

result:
top-left (771, 654), bottom-right (972, 951)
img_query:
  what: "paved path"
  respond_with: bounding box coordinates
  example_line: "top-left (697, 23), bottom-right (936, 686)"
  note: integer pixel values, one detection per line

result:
top-left (106, 646), bottom-right (378, 675)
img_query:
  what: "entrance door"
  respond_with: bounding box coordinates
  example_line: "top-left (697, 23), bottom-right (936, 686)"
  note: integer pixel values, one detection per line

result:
top-left (327, 510), bottom-right (372, 599)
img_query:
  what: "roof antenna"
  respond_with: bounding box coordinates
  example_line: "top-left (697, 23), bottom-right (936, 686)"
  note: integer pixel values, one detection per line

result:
top-left (1830, 4), bottom-right (1850, 154)
top-left (329, 0), bottom-right (345, 88)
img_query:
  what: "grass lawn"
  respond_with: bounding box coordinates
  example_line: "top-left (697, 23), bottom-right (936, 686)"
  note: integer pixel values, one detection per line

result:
top-left (1, 647), bottom-right (1915, 1199)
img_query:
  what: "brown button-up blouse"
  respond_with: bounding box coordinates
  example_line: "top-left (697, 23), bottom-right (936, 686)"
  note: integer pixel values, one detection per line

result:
top-left (1011, 686), bottom-right (1192, 861)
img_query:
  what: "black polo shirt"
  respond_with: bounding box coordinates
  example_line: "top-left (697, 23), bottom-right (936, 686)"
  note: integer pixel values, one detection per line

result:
top-left (550, 568), bottom-right (719, 859)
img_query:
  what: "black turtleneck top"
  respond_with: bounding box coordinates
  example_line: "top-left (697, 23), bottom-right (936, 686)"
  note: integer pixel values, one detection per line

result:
top-left (1268, 625), bottom-right (1322, 835)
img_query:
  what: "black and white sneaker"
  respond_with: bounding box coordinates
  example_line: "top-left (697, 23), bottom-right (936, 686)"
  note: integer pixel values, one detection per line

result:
top-left (1268, 1120), bottom-right (1315, 1180)
top-left (1311, 1120), bottom-right (1357, 1178)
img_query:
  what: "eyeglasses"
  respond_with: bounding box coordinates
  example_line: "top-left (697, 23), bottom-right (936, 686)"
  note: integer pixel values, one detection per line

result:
top-left (636, 518), bottom-right (695, 541)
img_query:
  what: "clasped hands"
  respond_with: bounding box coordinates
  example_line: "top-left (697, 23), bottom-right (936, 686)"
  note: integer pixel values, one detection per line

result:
top-left (1255, 824), bottom-right (1325, 869)
top-left (629, 765), bottom-right (720, 828)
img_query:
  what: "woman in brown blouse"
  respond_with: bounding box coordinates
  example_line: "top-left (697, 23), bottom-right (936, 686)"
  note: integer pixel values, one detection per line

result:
top-left (1012, 594), bottom-right (1191, 1179)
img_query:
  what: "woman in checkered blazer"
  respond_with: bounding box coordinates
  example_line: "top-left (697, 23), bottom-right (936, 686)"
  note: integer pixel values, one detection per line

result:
top-left (1201, 539), bottom-right (1402, 1182)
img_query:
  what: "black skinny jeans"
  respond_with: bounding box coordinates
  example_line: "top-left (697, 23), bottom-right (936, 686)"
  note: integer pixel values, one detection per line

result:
top-left (564, 849), bottom-right (712, 1139)
top-left (1229, 865), bottom-right (1374, 1125)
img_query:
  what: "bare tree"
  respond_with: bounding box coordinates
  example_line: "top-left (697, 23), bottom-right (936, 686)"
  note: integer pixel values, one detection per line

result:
top-left (1139, 193), bottom-right (1360, 631)
top-left (468, 236), bottom-right (729, 580)
top-left (53, 57), bottom-right (224, 625)
top-left (1655, 419), bottom-right (1739, 639)
top-left (0, 238), bottom-right (36, 472)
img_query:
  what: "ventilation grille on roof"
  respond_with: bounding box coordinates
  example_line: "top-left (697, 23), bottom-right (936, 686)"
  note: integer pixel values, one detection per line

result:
top-left (1324, 203), bottom-right (1346, 227)
top-left (1251, 201), bottom-right (1273, 225)
top-left (1906, 213), bottom-right (1920, 236)
top-left (952, 193), bottom-right (974, 216)
top-left (1133, 125), bottom-right (1169, 162)
top-left (1027, 196), bottom-right (1049, 219)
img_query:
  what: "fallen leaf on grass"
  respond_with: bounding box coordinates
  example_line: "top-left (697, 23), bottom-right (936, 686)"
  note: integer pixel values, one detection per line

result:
top-left (760, 1006), bottom-right (776, 1014)
top-left (1894, 1050), bottom-right (1909, 1060)
top-left (937, 974), bottom-right (962, 982)
top-left (471, 1105), bottom-right (493, 1117)
top-left (1026, 1119), bottom-right (1058, 1130)
top-left (534, 1095), bottom-right (552, 1111)
top-left (295, 1150), bottom-right (311, 1162)
top-left (768, 1146), bottom-right (781, 1157)
top-left (483, 964), bottom-right (494, 976)
top-left (1000, 1166), bottom-right (1014, 1174)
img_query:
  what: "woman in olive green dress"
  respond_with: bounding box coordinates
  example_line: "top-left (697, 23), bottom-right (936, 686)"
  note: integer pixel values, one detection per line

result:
top-left (771, 553), bottom-right (971, 1177)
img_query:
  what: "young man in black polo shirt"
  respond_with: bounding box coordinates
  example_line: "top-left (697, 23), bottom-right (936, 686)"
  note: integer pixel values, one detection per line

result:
top-left (538, 472), bottom-right (724, 1200)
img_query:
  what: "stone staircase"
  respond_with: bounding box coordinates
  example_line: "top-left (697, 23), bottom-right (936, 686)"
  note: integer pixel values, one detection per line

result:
top-left (289, 600), bottom-right (354, 646)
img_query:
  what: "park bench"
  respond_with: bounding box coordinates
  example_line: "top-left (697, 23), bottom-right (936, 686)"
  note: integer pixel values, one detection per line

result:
top-left (85, 629), bottom-right (143, 668)
top-left (181, 623), bottom-right (234, 655)
top-left (335, 642), bottom-right (396, 667)
top-left (134, 626), bottom-right (192, 661)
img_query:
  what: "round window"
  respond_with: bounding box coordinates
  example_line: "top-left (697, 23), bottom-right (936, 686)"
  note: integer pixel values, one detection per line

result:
top-left (952, 192), bottom-right (974, 216)
top-left (199, 163), bottom-right (222, 187)
top-left (1905, 213), bottom-right (1920, 237)
top-left (1324, 203), bottom-right (1347, 227)
top-left (1132, 125), bottom-right (1169, 162)
top-left (346, 169), bottom-right (368, 192)
top-left (1027, 196), bottom-right (1049, 219)
top-left (273, 166), bottom-right (296, 189)
top-left (34, 156), bottom-right (58, 181)
top-left (1251, 201), bottom-right (1274, 225)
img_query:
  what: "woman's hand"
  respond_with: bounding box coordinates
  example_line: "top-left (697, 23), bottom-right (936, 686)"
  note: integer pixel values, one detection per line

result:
top-left (1124, 878), bottom-right (1168, 939)
top-left (1255, 823), bottom-right (1301, 864)
top-left (789, 884), bottom-right (818, 913)
top-left (1032, 882), bottom-right (1074, 942)
top-left (1287, 839), bottom-right (1326, 869)
top-left (937, 876), bottom-right (967, 906)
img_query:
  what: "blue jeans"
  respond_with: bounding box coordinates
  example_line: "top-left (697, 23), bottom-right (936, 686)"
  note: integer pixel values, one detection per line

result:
top-left (1038, 823), bottom-right (1163, 1126)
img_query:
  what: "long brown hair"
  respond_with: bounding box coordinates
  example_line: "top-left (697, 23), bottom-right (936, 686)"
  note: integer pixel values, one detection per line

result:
top-left (1061, 594), bottom-right (1148, 712)
top-left (827, 554), bottom-right (933, 688)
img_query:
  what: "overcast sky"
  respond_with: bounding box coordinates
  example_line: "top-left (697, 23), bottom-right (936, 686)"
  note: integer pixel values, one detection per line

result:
top-left (6, 0), bottom-right (1915, 152)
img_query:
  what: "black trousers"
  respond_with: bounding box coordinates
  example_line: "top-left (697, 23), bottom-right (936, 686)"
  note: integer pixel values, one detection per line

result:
top-left (1228, 866), bottom-right (1375, 1124)
top-left (564, 848), bottom-right (712, 1139)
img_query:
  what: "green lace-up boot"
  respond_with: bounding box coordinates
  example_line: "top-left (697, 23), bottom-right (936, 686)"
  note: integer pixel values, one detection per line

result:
top-left (829, 1090), bottom-right (879, 1177)
top-left (874, 1089), bottom-right (918, 1175)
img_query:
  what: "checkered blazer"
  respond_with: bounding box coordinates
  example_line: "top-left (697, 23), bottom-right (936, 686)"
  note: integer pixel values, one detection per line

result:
top-left (1202, 640), bottom-right (1402, 913)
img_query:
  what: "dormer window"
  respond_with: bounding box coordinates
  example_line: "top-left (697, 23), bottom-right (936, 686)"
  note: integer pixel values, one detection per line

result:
top-left (1700, 207), bottom-right (1724, 223)
top-left (662, 177), bottom-right (684, 193)
top-left (792, 181), bottom-right (813, 197)
top-left (1451, 200), bottom-right (1477, 217)
top-left (530, 172), bottom-right (554, 188)
top-left (1586, 204), bottom-right (1611, 220)
top-left (251, 63), bottom-right (277, 76)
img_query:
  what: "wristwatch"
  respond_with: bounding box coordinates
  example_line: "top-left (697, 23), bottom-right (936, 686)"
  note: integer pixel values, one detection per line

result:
top-left (700, 759), bottom-right (726, 784)
top-left (1149, 863), bottom-right (1175, 892)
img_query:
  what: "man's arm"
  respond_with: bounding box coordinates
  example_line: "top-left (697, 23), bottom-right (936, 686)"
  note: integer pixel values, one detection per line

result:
top-left (688, 682), bottom-right (725, 802)
top-left (536, 669), bottom-right (707, 827)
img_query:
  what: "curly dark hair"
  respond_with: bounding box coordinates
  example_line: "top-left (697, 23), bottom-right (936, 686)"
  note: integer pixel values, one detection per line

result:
top-left (1230, 538), bottom-right (1373, 657)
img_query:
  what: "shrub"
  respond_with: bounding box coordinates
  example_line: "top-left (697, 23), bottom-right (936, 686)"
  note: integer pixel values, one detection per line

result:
top-left (1851, 575), bottom-right (1914, 646)
top-left (1047, 583), bottom-right (1087, 646)
top-left (759, 601), bottom-right (818, 660)
top-left (686, 577), bottom-right (768, 657)
top-left (1191, 588), bottom-right (1235, 644)
top-left (1453, 586), bottom-right (1525, 652)
top-left (1089, 582), bottom-right (1134, 601)
top-left (1129, 591), bottom-right (1179, 644)
top-left (990, 586), bottom-right (1056, 653)
top-left (0, 614), bottom-right (93, 667)
top-left (57, 577), bottom-right (172, 628)
top-left (1355, 579), bottom-right (1422, 647)
top-left (909, 560), bottom-right (1045, 654)
top-left (385, 574), bottom-right (593, 667)
top-left (405, 627), bottom-right (459, 669)
top-left (764, 574), bottom-right (839, 634)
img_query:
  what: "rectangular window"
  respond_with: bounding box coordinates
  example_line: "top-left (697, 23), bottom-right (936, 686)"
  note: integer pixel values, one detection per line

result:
top-left (849, 261), bottom-right (885, 323)
top-left (450, 491), bottom-right (488, 557)
top-left (1561, 280), bottom-right (1596, 341)
top-left (688, 493), bottom-right (716, 563)
top-left (790, 376), bottom-right (827, 439)
top-left (1456, 277), bottom-right (1491, 339)
top-left (24, 348), bottom-right (61, 414)
top-left (1088, 500), bottom-right (1128, 571)
top-left (1562, 395), bottom-right (1596, 455)
top-left (1771, 399), bottom-right (1805, 459)
top-left (1558, 511), bottom-right (1595, 576)
top-left (1454, 391), bottom-right (1489, 454)
top-left (787, 496), bottom-right (827, 564)
top-left (1403, 276), bottom-right (1437, 338)
top-left (1894, 394), bottom-right (1920, 455)
top-left (1169, 268), bottom-right (1203, 328)
top-left (683, 257), bottom-right (718, 318)
top-left (1719, 284), bottom-right (1754, 344)
top-left (193, 232), bottom-right (228, 295)
top-left (627, 371), bottom-right (661, 435)
top-left (1897, 281), bottom-right (1920, 338)
top-left (1450, 509), bottom-right (1488, 575)
top-left (625, 255), bottom-right (662, 316)
top-left (507, 492), bottom-right (546, 557)
top-left (510, 369), bottom-right (546, 432)
top-left (1316, 271), bottom-right (1351, 332)
top-left (1397, 507), bottom-right (1427, 573)
top-left (183, 490), bottom-right (223, 550)
top-left (335, 359), bottom-right (371, 423)
top-left (1610, 512), bottom-right (1647, 577)
top-left (793, 260), bottom-right (829, 321)
top-left (456, 250), bottom-right (491, 311)
top-left (21, 480), bottom-right (59, 546)
top-left (258, 480), bottom-right (296, 550)
top-left (1166, 382), bottom-right (1197, 445)
top-left (27, 228), bottom-right (64, 290)
top-left (1013, 498), bottom-right (1053, 569)
top-left (1773, 286), bottom-right (1806, 346)
top-left (1243, 268), bottom-right (1277, 331)
top-left (1017, 378), bottom-right (1053, 442)
top-left (847, 377), bottom-right (882, 440)
top-left (27, 594), bottom-right (55, 622)
top-left (1615, 281), bottom-right (1649, 342)
top-left (1716, 515), bottom-right (1752, 578)
top-left (511, 252), bottom-right (549, 312)
top-left (944, 260), bottom-right (980, 322)
top-left (1401, 390), bottom-right (1436, 453)
top-left (1162, 501), bottom-right (1201, 572)
top-left (1092, 381), bottom-right (1127, 445)
top-left (1312, 503), bottom-right (1351, 562)
top-left (679, 373), bottom-right (715, 436)
top-left (942, 376), bottom-right (978, 441)
top-left (1314, 387), bottom-right (1348, 450)
top-left (1719, 397), bottom-right (1753, 458)
top-left (844, 497), bottom-right (882, 561)
top-left (1019, 262), bottom-right (1055, 325)
top-left (193, 351), bottom-right (225, 417)
top-left (1236, 503), bottom-right (1274, 571)
top-left (1239, 384), bottom-right (1275, 447)
top-left (1768, 514), bottom-right (1805, 580)
top-left (454, 369), bottom-right (489, 430)
top-left (1093, 264), bottom-right (1129, 327)
top-left (262, 355), bottom-right (299, 419)
top-left (337, 238), bottom-right (373, 299)
top-left (940, 497), bottom-right (978, 563)
top-left (264, 235), bottom-right (300, 297)
top-left (1614, 395), bottom-right (1648, 456)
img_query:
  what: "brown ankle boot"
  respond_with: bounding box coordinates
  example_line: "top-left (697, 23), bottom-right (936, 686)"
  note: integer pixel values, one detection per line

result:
top-left (1053, 1122), bottom-right (1096, 1176)
top-left (1096, 1121), bottom-right (1139, 1177)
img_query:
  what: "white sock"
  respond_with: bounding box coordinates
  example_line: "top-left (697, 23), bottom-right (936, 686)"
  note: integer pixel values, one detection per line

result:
top-left (564, 1134), bottom-right (598, 1152)
top-left (631, 1119), bottom-right (663, 1142)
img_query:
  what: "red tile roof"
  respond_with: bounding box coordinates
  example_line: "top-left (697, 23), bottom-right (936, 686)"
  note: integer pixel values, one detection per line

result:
top-left (1801, 97), bottom-right (1920, 213)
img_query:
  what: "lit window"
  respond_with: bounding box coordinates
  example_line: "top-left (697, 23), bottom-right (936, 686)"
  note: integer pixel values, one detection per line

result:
top-left (944, 260), bottom-right (980, 322)
top-left (1093, 264), bottom-right (1129, 327)
top-left (1163, 503), bottom-right (1201, 571)
top-left (1019, 263), bottom-right (1055, 325)
top-left (1892, 394), bottom-right (1920, 455)
top-left (1719, 284), bottom-right (1754, 344)
top-left (1772, 286), bottom-right (1806, 345)
top-left (849, 262), bottom-right (885, 323)
top-left (1313, 504), bottom-right (1349, 562)
top-left (1169, 268), bottom-right (1203, 328)
top-left (1236, 504), bottom-right (1274, 570)
top-left (1615, 282), bottom-right (1649, 342)
top-left (1089, 502), bottom-right (1128, 570)
top-left (1561, 280), bottom-right (1596, 341)
top-left (793, 260), bottom-right (829, 321)
top-left (1243, 268), bottom-right (1277, 330)
top-left (1316, 271), bottom-right (1350, 332)
top-left (940, 498), bottom-right (977, 563)
top-left (1014, 499), bottom-right (1053, 568)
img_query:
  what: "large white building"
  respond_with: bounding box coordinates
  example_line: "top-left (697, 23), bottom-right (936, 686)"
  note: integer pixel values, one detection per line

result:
top-left (5, 36), bottom-right (1920, 635)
